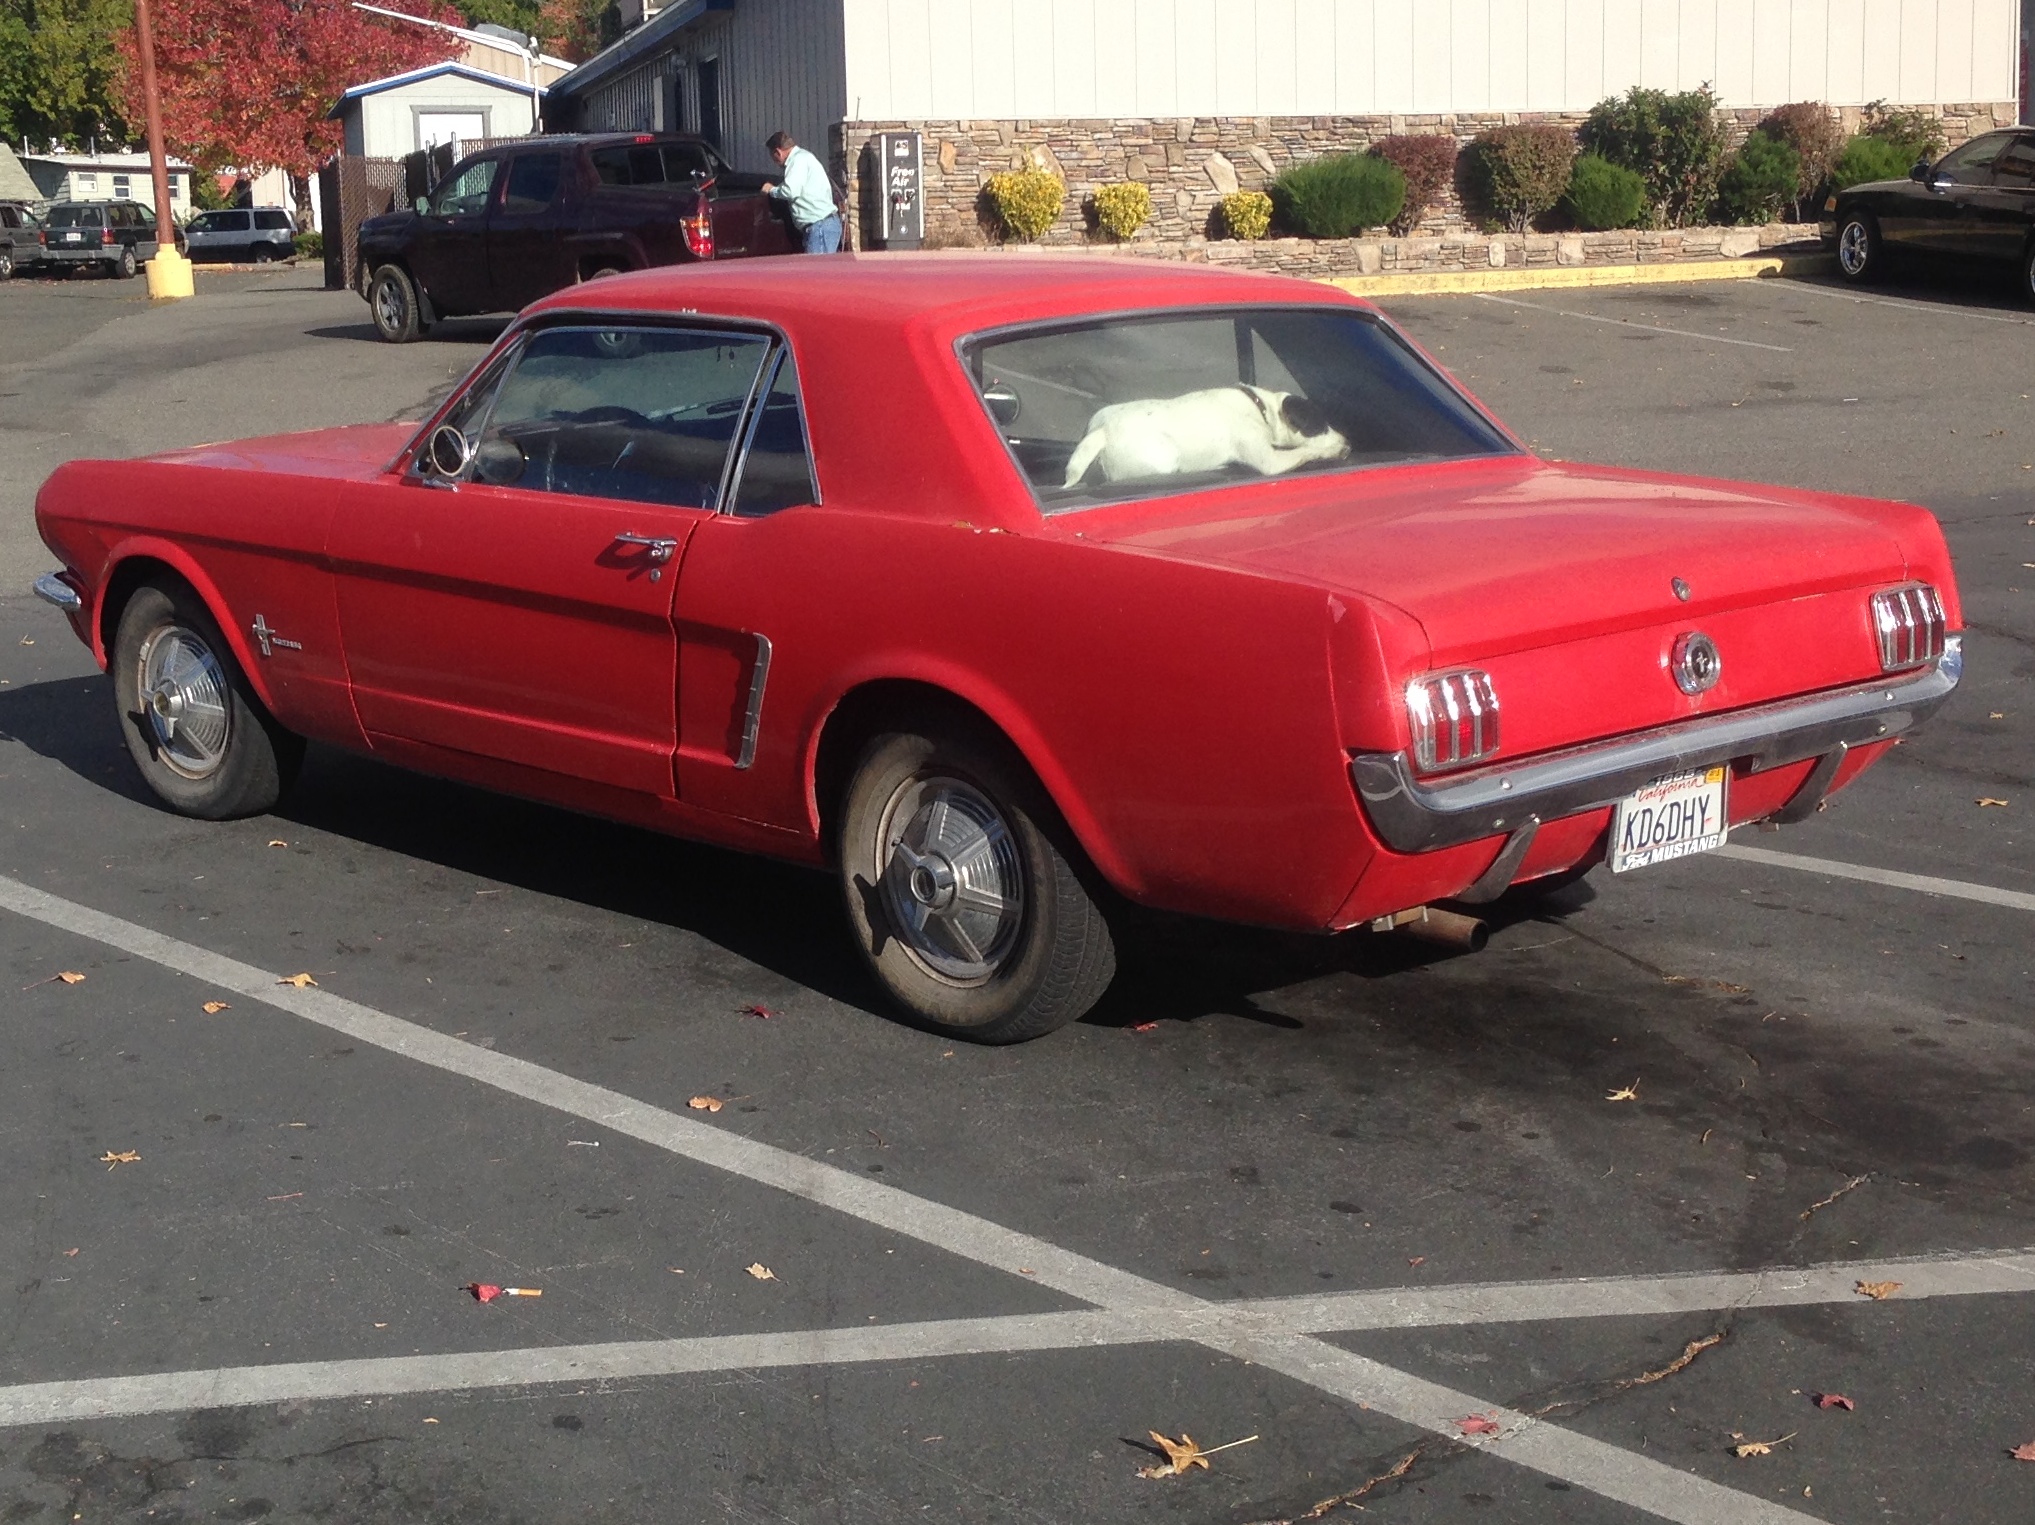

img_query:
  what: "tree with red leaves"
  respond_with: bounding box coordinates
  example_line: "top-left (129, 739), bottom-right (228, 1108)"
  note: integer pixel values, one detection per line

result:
top-left (117, 0), bottom-right (463, 218)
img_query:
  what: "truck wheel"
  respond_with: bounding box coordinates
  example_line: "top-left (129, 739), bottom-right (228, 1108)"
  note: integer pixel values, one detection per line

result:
top-left (369, 264), bottom-right (427, 342)
top-left (251, 243), bottom-right (274, 264)
top-left (0, 249), bottom-right (12, 280)
top-left (1836, 215), bottom-right (1881, 283)
top-left (838, 725), bottom-right (1116, 1043)
top-left (113, 246), bottom-right (138, 279)
top-left (111, 582), bottom-right (304, 820)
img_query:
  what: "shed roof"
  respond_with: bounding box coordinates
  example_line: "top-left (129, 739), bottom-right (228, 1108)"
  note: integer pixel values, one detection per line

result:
top-left (327, 61), bottom-right (547, 118)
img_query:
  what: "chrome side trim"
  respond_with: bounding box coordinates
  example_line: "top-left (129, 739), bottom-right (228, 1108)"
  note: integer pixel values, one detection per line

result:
top-left (733, 632), bottom-right (772, 771)
top-left (33, 572), bottom-right (82, 611)
top-left (1352, 641), bottom-right (1960, 854)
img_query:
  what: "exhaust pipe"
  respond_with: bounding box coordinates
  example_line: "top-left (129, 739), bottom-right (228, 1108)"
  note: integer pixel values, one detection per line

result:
top-left (1371, 905), bottom-right (1489, 953)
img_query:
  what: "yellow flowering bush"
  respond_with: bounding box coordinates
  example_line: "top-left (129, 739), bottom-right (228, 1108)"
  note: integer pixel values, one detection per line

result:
top-left (1221, 189), bottom-right (1273, 240)
top-left (1091, 181), bottom-right (1153, 240)
top-left (985, 170), bottom-right (1066, 241)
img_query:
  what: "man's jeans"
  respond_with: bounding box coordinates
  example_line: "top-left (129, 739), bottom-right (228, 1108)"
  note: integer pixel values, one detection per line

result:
top-left (801, 214), bottom-right (843, 254)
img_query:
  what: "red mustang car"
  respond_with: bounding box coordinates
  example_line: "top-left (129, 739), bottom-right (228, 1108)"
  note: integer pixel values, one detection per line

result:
top-left (32, 258), bottom-right (1961, 1042)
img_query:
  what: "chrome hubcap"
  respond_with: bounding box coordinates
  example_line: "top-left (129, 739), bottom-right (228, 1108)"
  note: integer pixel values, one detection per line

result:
top-left (879, 776), bottom-right (1024, 982)
top-left (1838, 222), bottom-right (1869, 274)
top-left (375, 279), bottom-right (404, 330)
top-left (138, 626), bottom-right (230, 777)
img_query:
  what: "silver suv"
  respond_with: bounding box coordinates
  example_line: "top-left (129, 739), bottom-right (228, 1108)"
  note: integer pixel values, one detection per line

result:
top-left (184, 207), bottom-right (295, 263)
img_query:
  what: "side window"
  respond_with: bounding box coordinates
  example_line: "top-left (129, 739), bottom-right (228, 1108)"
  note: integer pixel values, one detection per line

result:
top-left (473, 326), bottom-right (772, 508)
top-left (501, 153), bottom-right (563, 213)
top-left (1994, 139), bottom-right (2035, 188)
top-left (1938, 134), bottom-right (2007, 179)
top-left (254, 209), bottom-right (292, 230)
top-left (662, 143), bottom-right (711, 181)
top-left (429, 157), bottom-right (500, 215)
top-left (730, 350), bottom-right (819, 515)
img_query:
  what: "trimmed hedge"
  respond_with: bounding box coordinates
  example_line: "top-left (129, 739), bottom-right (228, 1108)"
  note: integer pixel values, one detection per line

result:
top-left (984, 169), bottom-right (1065, 241)
top-left (1716, 131), bottom-right (1801, 224)
top-left (1583, 85), bottom-right (1730, 228)
top-left (1830, 134), bottom-right (1916, 190)
top-left (1269, 153), bottom-right (1405, 238)
top-left (1090, 181), bottom-right (1152, 240)
top-left (1758, 102), bottom-right (1845, 211)
top-left (1220, 189), bottom-right (1273, 240)
top-left (1861, 100), bottom-right (1947, 163)
top-left (1564, 153), bottom-right (1647, 230)
top-left (1368, 133), bottom-right (1457, 237)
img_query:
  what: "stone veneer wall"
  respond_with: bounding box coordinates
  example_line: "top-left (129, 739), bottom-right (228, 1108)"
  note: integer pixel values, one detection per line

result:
top-left (831, 102), bottom-right (2016, 253)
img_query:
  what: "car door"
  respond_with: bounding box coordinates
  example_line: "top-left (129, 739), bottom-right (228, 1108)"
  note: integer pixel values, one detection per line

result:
top-left (329, 321), bottom-right (776, 797)
top-left (408, 153), bottom-right (501, 314)
top-left (1967, 134), bottom-right (2035, 263)
top-left (702, 144), bottom-right (797, 256)
top-left (670, 345), bottom-right (823, 821)
top-left (486, 149), bottom-right (571, 311)
top-left (1903, 133), bottom-right (2007, 255)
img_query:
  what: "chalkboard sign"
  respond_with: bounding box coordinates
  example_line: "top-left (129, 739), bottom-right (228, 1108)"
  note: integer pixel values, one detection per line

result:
top-left (874, 130), bottom-right (923, 249)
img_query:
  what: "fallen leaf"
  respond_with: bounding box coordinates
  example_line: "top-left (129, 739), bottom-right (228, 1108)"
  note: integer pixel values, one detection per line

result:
top-left (1130, 1021), bottom-right (1160, 1032)
top-left (746, 1262), bottom-right (776, 1281)
top-left (1454, 1414), bottom-right (1502, 1436)
top-left (1976, 797), bottom-right (2009, 808)
top-left (57, 971), bottom-right (86, 984)
top-left (1407, 1255), bottom-right (1427, 1267)
top-left (278, 973), bottom-right (318, 988)
top-left (1812, 1393), bottom-right (1855, 1411)
top-left (1855, 1279), bottom-right (1901, 1300)
top-left (739, 1003), bottom-right (777, 1019)
top-left (1606, 1080), bottom-right (1640, 1102)
top-left (1730, 1430), bottom-right (1794, 1458)
top-left (2010, 1439), bottom-right (2035, 1462)
top-left (202, 1001), bottom-right (230, 1014)
top-left (687, 1095), bottom-right (724, 1113)
top-left (1138, 1431), bottom-right (1210, 1477)
top-left (62, 1248), bottom-right (79, 1258)
top-left (99, 1150), bottom-right (141, 1168)
top-left (1991, 711), bottom-right (2007, 720)
top-left (267, 839), bottom-right (288, 848)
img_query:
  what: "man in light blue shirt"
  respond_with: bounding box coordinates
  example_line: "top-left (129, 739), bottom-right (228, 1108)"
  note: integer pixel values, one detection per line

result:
top-left (761, 131), bottom-right (842, 253)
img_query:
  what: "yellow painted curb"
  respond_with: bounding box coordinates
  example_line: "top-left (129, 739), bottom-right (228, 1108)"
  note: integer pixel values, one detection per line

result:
top-left (1324, 252), bottom-right (1833, 297)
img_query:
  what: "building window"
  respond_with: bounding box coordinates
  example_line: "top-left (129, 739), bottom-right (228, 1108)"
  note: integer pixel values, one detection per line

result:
top-left (76, 173), bottom-right (97, 192)
top-left (112, 175), bottom-right (132, 198)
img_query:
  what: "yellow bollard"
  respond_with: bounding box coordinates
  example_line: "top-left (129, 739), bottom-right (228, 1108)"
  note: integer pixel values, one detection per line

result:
top-left (145, 244), bottom-right (195, 300)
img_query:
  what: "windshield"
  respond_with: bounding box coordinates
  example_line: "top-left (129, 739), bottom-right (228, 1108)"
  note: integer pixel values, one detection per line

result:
top-left (962, 307), bottom-right (1517, 512)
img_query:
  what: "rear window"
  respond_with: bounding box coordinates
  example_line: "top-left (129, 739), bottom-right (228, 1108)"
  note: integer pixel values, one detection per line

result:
top-left (961, 306), bottom-right (1518, 512)
top-left (47, 205), bottom-right (103, 228)
top-left (590, 142), bottom-right (713, 187)
top-left (253, 210), bottom-right (292, 230)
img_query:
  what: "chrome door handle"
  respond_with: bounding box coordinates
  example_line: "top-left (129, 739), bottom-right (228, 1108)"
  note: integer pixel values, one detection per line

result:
top-left (614, 532), bottom-right (678, 563)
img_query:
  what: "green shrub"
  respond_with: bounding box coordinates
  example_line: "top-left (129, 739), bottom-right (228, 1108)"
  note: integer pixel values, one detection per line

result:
top-left (1468, 123), bottom-right (1577, 232)
top-left (1758, 102), bottom-right (1845, 210)
top-left (1221, 189), bottom-right (1273, 240)
top-left (984, 169), bottom-right (1066, 241)
top-left (1368, 133), bottom-right (1458, 236)
top-left (293, 230), bottom-right (323, 259)
top-left (1269, 153), bottom-right (1405, 239)
top-left (1090, 180), bottom-right (1152, 240)
top-left (1861, 100), bottom-right (1946, 163)
top-left (1830, 133), bottom-right (1916, 190)
top-left (1716, 131), bottom-right (1801, 223)
top-left (1564, 153), bottom-right (1648, 230)
top-left (1583, 85), bottom-right (1731, 227)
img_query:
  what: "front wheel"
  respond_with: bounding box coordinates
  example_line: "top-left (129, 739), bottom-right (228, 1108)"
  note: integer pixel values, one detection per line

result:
top-left (838, 727), bottom-right (1116, 1043)
top-left (111, 583), bottom-right (303, 819)
top-left (368, 264), bottom-right (428, 342)
top-left (1836, 214), bottom-right (1881, 283)
top-left (0, 249), bottom-right (12, 281)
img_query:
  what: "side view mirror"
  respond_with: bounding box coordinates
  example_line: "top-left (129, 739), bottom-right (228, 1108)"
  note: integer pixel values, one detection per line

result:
top-left (426, 423), bottom-right (473, 478)
top-left (1910, 161), bottom-right (1931, 183)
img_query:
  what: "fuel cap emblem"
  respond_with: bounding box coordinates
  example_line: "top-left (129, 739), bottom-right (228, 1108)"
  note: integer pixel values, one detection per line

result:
top-left (1671, 631), bottom-right (1722, 695)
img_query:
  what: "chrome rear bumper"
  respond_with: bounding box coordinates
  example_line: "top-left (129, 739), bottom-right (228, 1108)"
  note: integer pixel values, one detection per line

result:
top-left (1352, 639), bottom-right (1961, 854)
top-left (32, 571), bottom-right (82, 611)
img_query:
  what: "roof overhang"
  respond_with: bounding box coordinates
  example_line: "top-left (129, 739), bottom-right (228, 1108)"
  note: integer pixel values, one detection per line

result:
top-left (543, 0), bottom-right (732, 101)
top-left (327, 61), bottom-right (548, 119)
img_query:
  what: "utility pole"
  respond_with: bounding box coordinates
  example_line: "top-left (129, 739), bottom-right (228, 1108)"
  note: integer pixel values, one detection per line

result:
top-left (132, 0), bottom-right (194, 297)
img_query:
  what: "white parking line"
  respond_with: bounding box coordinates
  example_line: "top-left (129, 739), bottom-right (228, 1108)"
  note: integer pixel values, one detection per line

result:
top-left (1472, 293), bottom-right (1795, 350)
top-left (0, 873), bottom-right (1870, 1524)
top-left (1777, 280), bottom-right (2035, 326)
top-left (1717, 843), bottom-right (2035, 913)
top-left (8, 1248), bottom-right (2028, 1430)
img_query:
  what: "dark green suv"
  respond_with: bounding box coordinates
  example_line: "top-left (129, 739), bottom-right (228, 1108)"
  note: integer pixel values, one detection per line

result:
top-left (37, 200), bottom-right (160, 278)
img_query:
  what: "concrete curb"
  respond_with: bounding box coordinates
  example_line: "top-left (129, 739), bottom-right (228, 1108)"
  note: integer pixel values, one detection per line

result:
top-left (1324, 252), bottom-right (1834, 297)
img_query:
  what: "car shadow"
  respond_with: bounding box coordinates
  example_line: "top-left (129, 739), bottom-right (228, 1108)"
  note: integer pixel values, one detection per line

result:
top-left (306, 317), bottom-right (510, 346)
top-left (1793, 260), bottom-right (2032, 314)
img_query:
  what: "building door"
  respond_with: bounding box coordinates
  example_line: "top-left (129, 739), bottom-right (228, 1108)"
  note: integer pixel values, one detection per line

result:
top-left (417, 111), bottom-right (487, 152)
top-left (697, 56), bottom-right (722, 151)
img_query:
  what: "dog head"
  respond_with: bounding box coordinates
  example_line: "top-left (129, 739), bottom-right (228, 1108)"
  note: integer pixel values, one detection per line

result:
top-left (1263, 390), bottom-right (1350, 459)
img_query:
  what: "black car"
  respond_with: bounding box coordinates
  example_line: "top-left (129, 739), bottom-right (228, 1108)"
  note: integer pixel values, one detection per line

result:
top-left (0, 200), bottom-right (36, 279)
top-left (36, 200), bottom-right (161, 278)
top-left (1823, 128), bottom-right (2035, 299)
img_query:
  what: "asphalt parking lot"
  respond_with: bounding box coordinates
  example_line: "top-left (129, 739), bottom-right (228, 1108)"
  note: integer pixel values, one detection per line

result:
top-left (1, 259), bottom-right (2031, 1524)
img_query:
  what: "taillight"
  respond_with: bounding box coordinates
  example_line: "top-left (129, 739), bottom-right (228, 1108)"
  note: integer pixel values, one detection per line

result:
top-left (1870, 583), bottom-right (1946, 671)
top-left (102, 226), bottom-right (115, 245)
top-left (682, 202), bottom-right (715, 259)
top-left (1406, 670), bottom-right (1500, 773)
top-left (37, 229), bottom-right (46, 245)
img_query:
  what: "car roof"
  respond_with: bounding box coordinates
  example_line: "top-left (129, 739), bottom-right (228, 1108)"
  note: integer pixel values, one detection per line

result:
top-left (523, 252), bottom-right (1368, 333)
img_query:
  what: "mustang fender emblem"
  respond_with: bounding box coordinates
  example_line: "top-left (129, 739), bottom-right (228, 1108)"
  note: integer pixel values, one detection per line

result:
top-left (251, 614), bottom-right (303, 658)
top-left (1670, 631), bottom-right (1721, 695)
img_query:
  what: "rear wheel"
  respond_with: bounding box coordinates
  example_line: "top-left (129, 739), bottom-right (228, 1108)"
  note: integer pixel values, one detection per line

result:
top-left (251, 243), bottom-right (274, 264)
top-left (0, 249), bottom-right (12, 280)
top-left (111, 583), bottom-right (303, 819)
top-left (838, 726), bottom-right (1115, 1043)
top-left (114, 244), bottom-right (137, 279)
top-left (369, 264), bottom-right (427, 342)
top-left (1835, 214), bottom-right (1881, 283)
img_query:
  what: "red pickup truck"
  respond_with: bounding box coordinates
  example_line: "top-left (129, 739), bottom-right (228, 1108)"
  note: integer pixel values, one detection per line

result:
top-left (354, 132), bottom-right (799, 342)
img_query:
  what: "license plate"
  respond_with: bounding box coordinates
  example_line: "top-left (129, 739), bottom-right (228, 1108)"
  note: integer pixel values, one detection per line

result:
top-left (1609, 766), bottom-right (1728, 873)
top-left (63, 232), bottom-right (81, 242)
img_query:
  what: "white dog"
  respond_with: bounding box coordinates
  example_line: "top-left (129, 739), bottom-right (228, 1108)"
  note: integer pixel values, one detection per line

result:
top-left (1061, 384), bottom-right (1349, 489)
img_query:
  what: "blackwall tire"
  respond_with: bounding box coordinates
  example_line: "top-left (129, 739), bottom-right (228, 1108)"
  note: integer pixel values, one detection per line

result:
top-left (111, 583), bottom-right (303, 820)
top-left (1836, 215), bottom-right (1881, 283)
top-left (838, 727), bottom-right (1115, 1043)
top-left (115, 245), bottom-right (137, 279)
top-left (369, 264), bottom-right (424, 343)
